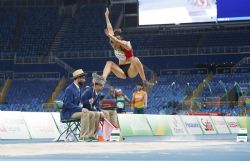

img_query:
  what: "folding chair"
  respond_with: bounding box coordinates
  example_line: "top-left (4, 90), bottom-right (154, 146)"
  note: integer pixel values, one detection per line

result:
top-left (54, 100), bottom-right (81, 142)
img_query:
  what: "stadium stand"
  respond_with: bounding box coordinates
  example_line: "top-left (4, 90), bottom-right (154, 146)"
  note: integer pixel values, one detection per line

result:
top-left (0, 3), bottom-right (250, 116)
top-left (18, 7), bottom-right (63, 56)
top-left (0, 8), bottom-right (18, 52)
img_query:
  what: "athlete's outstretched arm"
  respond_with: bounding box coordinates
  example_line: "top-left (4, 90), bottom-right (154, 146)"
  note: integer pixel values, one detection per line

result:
top-left (104, 29), bottom-right (131, 51)
top-left (105, 8), bottom-right (114, 36)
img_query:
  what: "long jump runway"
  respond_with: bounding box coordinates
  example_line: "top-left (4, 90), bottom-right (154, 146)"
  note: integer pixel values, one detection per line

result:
top-left (0, 136), bottom-right (250, 161)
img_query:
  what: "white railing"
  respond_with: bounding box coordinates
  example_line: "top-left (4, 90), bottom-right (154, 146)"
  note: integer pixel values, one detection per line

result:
top-left (1, 46), bottom-right (250, 61)
top-left (55, 50), bottom-right (111, 59)
top-left (160, 67), bottom-right (250, 75)
top-left (54, 46), bottom-right (250, 59)
top-left (13, 72), bottom-right (60, 80)
top-left (0, 53), bottom-right (15, 60)
top-left (216, 67), bottom-right (250, 74)
top-left (160, 68), bottom-right (208, 75)
top-left (14, 55), bottom-right (55, 64)
top-left (0, 71), bottom-right (13, 79)
top-left (135, 46), bottom-right (250, 57)
top-left (0, 71), bottom-right (60, 80)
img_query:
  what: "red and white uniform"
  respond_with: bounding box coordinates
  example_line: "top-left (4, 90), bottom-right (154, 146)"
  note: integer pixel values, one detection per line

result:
top-left (114, 42), bottom-right (133, 63)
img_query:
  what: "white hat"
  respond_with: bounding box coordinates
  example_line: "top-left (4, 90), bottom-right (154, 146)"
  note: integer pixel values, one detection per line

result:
top-left (72, 69), bottom-right (86, 79)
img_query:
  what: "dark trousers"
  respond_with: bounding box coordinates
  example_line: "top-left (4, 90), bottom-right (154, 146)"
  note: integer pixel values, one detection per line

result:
top-left (134, 108), bottom-right (144, 114)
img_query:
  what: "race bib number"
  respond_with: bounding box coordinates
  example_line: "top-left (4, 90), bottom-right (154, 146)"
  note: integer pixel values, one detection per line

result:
top-left (117, 102), bottom-right (124, 109)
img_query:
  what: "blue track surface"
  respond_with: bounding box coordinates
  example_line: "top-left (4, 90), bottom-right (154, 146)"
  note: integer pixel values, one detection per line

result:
top-left (0, 136), bottom-right (250, 161)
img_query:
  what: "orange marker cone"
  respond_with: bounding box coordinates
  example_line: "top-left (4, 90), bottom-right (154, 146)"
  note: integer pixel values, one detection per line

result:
top-left (97, 124), bottom-right (104, 142)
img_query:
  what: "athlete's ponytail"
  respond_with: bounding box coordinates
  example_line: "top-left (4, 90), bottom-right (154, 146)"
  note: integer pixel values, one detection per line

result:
top-left (114, 28), bottom-right (122, 40)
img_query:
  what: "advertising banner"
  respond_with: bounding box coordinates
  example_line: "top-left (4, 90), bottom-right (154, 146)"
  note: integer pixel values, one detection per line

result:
top-left (146, 115), bottom-right (173, 136)
top-left (118, 114), bottom-right (153, 136)
top-left (196, 116), bottom-right (217, 134)
top-left (181, 115), bottom-right (203, 135)
top-left (236, 116), bottom-right (250, 134)
top-left (211, 116), bottom-right (230, 134)
top-left (166, 115), bottom-right (187, 135)
top-left (22, 112), bottom-right (60, 139)
top-left (0, 111), bottom-right (30, 139)
top-left (223, 116), bottom-right (240, 134)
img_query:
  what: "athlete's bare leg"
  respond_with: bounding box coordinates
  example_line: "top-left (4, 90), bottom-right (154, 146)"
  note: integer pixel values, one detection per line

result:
top-left (102, 61), bottom-right (126, 80)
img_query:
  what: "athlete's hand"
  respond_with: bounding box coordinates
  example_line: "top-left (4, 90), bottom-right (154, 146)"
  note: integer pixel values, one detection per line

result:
top-left (105, 8), bottom-right (109, 17)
